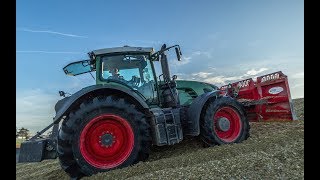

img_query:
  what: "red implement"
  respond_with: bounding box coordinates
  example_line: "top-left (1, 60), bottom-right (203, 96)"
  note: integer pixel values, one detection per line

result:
top-left (220, 71), bottom-right (297, 121)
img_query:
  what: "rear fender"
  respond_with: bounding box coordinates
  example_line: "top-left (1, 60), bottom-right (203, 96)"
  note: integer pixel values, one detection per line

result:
top-left (186, 90), bottom-right (220, 136)
top-left (53, 84), bottom-right (149, 122)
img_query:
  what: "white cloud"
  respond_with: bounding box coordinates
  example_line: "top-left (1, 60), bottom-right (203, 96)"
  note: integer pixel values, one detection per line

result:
top-left (171, 56), bottom-right (192, 66)
top-left (193, 51), bottom-right (202, 56)
top-left (245, 68), bottom-right (268, 76)
top-left (172, 50), bottom-right (212, 67)
top-left (17, 27), bottom-right (88, 38)
top-left (174, 53), bottom-right (303, 99)
top-left (16, 89), bottom-right (61, 134)
top-left (187, 66), bottom-right (270, 88)
top-left (179, 56), bottom-right (192, 65)
top-left (238, 55), bottom-right (303, 71)
top-left (184, 56), bottom-right (192, 61)
top-left (289, 82), bottom-right (304, 99)
top-left (203, 75), bottom-right (244, 85)
top-left (291, 83), bottom-right (304, 89)
top-left (192, 72), bottom-right (213, 78)
top-left (192, 51), bottom-right (212, 58)
top-left (189, 71), bottom-right (244, 86)
top-left (292, 72), bottom-right (304, 79)
top-left (287, 71), bottom-right (304, 99)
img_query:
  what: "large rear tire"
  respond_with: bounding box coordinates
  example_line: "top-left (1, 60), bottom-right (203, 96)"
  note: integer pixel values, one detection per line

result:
top-left (57, 96), bottom-right (151, 178)
top-left (200, 96), bottom-right (250, 146)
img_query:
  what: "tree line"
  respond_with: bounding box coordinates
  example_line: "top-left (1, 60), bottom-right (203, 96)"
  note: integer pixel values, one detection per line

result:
top-left (16, 127), bottom-right (31, 140)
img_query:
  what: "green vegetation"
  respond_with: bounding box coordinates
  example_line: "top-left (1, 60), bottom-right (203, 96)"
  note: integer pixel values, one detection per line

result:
top-left (16, 138), bottom-right (25, 148)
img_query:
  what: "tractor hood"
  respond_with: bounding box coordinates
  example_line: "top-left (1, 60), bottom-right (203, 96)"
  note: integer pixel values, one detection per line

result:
top-left (176, 80), bottom-right (219, 105)
top-left (176, 80), bottom-right (218, 95)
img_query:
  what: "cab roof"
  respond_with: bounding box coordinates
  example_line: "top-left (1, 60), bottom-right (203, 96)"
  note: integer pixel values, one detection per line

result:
top-left (91, 46), bottom-right (154, 56)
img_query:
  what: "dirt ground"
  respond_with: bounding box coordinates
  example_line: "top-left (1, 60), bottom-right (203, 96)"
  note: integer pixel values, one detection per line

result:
top-left (16, 98), bottom-right (304, 180)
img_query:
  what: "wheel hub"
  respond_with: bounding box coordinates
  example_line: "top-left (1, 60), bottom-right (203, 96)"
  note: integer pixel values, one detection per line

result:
top-left (100, 133), bottom-right (114, 146)
top-left (217, 117), bottom-right (230, 132)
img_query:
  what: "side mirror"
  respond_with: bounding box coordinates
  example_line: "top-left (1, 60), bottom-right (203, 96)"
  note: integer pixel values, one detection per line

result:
top-left (175, 47), bottom-right (182, 61)
top-left (172, 75), bottom-right (177, 81)
top-left (59, 91), bottom-right (66, 97)
top-left (59, 90), bottom-right (71, 97)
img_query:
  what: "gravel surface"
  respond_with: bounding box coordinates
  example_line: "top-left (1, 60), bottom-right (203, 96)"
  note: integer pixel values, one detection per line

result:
top-left (16, 98), bottom-right (304, 180)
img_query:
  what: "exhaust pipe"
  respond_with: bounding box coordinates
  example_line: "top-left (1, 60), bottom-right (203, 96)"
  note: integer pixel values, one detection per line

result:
top-left (160, 44), bottom-right (171, 83)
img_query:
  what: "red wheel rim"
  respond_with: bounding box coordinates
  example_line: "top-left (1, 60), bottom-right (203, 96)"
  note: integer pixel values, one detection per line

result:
top-left (213, 107), bottom-right (242, 143)
top-left (80, 114), bottom-right (134, 169)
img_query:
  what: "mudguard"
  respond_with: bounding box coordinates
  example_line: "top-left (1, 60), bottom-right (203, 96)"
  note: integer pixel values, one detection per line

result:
top-left (53, 84), bottom-right (149, 122)
top-left (186, 90), bottom-right (220, 136)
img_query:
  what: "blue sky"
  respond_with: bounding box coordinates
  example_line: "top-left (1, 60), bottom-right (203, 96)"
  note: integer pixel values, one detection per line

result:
top-left (16, 0), bottom-right (304, 133)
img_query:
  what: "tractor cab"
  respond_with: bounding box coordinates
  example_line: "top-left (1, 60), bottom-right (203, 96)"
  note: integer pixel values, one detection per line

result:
top-left (63, 46), bottom-right (158, 103)
top-left (63, 45), bottom-right (183, 106)
top-left (98, 53), bottom-right (156, 101)
top-left (63, 47), bottom-right (155, 82)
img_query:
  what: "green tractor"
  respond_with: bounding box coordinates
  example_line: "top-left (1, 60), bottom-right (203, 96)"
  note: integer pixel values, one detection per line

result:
top-left (19, 44), bottom-right (250, 178)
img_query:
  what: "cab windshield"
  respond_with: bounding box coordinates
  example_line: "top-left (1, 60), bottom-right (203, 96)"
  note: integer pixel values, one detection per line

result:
top-left (101, 54), bottom-right (156, 101)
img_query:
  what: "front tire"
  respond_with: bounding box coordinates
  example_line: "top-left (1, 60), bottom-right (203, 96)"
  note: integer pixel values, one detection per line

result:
top-left (200, 96), bottom-right (250, 146)
top-left (57, 96), bottom-right (151, 178)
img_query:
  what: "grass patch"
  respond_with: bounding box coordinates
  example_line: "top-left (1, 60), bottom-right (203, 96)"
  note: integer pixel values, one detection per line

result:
top-left (16, 138), bottom-right (25, 148)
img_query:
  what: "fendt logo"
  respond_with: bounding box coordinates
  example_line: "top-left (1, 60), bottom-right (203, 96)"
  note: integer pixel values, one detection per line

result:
top-left (261, 73), bottom-right (280, 83)
top-left (237, 79), bottom-right (250, 88)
